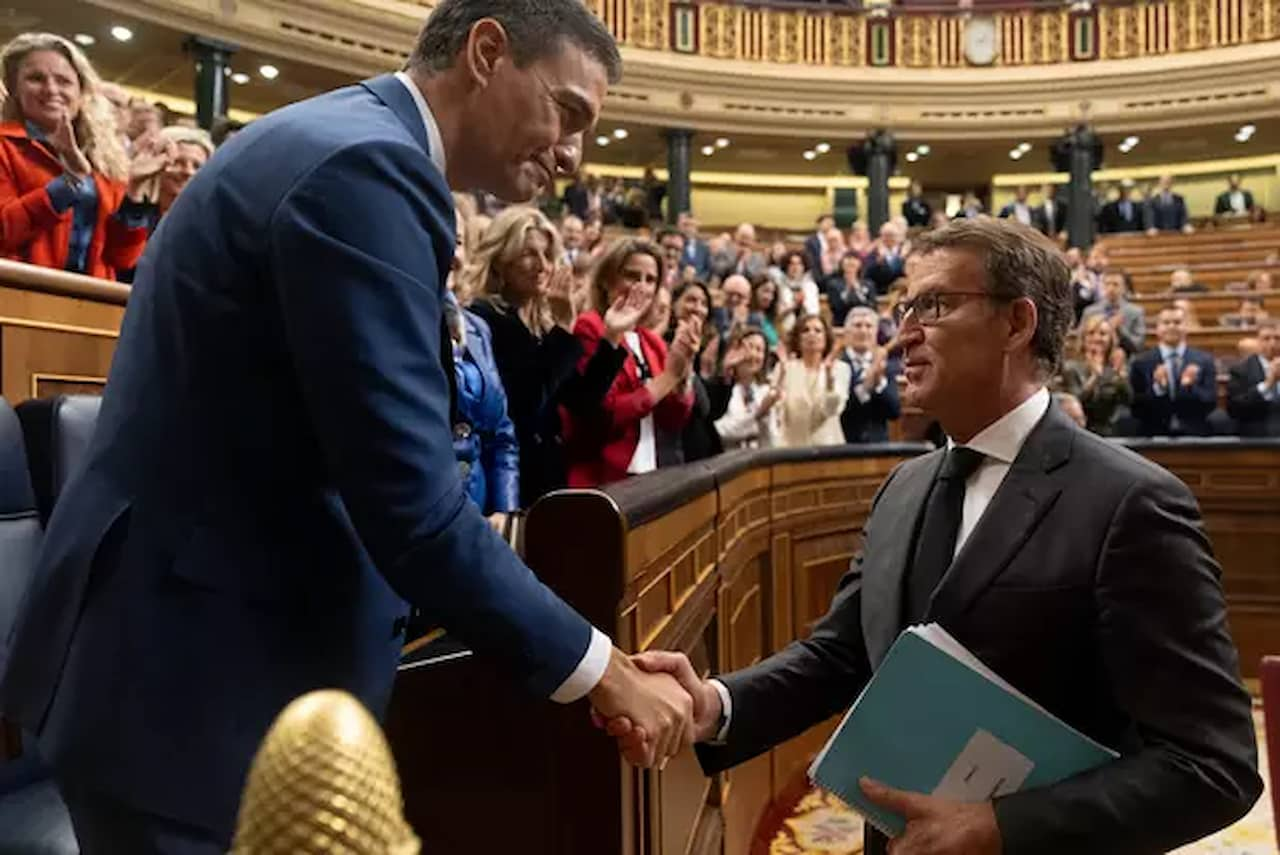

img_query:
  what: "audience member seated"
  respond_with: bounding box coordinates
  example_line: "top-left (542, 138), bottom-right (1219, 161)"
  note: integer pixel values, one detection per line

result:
top-left (998, 185), bottom-right (1035, 226)
top-left (1080, 269), bottom-right (1146, 354)
top-left (465, 207), bottom-right (627, 508)
top-left (773, 250), bottom-right (820, 321)
top-left (1145, 174), bottom-right (1192, 235)
top-left (1054, 391), bottom-right (1088, 429)
top-left (0, 33), bottom-right (153, 280)
top-left (1056, 314), bottom-right (1132, 436)
top-left (676, 212), bottom-right (711, 280)
top-left (1098, 182), bottom-right (1144, 234)
top-left (660, 282), bottom-right (725, 465)
top-left (1168, 266), bottom-right (1208, 294)
top-left (713, 325), bottom-right (780, 451)
top-left (442, 208), bottom-right (519, 532)
top-left (837, 306), bottom-right (899, 443)
top-left (1243, 269), bottom-right (1275, 292)
top-left (1214, 173), bottom-right (1255, 220)
top-left (1226, 319), bottom-right (1280, 437)
top-left (1221, 296), bottom-right (1268, 329)
top-left (901, 180), bottom-right (931, 228)
top-left (749, 277), bottom-right (783, 348)
top-left (1130, 304), bottom-right (1218, 436)
top-left (564, 239), bottom-right (695, 487)
top-left (824, 251), bottom-right (875, 328)
top-left (862, 221), bottom-right (907, 295)
top-left (777, 314), bottom-right (849, 447)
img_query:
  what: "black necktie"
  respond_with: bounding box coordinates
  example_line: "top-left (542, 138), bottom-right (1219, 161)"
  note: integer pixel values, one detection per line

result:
top-left (906, 447), bottom-right (987, 623)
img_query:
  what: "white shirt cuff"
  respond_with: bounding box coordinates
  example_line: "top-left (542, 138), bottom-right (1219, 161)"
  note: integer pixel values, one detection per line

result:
top-left (549, 626), bottom-right (612, 703)
top-left (709, 678), bottom-right (733, 743)
top-left (1258, 381), bottom-right (1276, 401)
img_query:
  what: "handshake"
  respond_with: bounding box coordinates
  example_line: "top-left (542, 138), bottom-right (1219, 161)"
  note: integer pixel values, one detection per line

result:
top-left (586, 648), bottom-right (721, 768)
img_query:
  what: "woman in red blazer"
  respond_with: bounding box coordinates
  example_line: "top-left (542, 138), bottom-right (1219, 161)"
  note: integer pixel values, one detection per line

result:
top-left (565, 239), bottom-right (700, 487)
top-left (0, 33), bottom-right (152, 279)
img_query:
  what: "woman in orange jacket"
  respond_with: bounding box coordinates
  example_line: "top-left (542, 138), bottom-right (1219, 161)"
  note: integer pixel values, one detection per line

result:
top-left (0, 33), bottom-right (156, 279)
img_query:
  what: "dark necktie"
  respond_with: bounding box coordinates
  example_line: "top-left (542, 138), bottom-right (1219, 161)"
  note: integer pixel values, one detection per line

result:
top-left (906, 447), bottom-right (987, 623)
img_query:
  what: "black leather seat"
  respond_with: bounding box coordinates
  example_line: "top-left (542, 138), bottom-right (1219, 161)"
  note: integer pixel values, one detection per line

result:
top-left (0, 397), bottom-right (78, 854)
top-left (16, 395), bottom-right (102, 526)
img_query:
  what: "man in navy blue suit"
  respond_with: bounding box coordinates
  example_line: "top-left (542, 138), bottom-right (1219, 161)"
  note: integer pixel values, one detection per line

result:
top-left (1130, 305), bottom-right (1219, 436)
top-left (839, 307), bottom-right (901, 443)
top-left (677, 211), bottom-right (711, 280)
top-left (0, 1), bottom-right (694, 850)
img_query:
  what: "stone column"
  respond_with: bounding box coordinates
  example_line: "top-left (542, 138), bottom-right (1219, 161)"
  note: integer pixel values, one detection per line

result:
top-left (185, 36), bottom-right (238, 131)
top-left (856, 129), bottom-right (896, 233)
top-left (1053, 124), bottom-right (1103, 249)
top-left (664, 128), bottom-right (694, 225)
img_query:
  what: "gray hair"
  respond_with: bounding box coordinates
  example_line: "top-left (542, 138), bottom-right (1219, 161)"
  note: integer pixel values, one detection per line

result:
top-left (409, 0), bottom-right (622, 85)
top-left (913, 217), bottom-right (1072, 377)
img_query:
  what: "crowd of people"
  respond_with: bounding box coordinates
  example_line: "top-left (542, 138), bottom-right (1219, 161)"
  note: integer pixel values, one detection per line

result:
top-left (2, 30), bottom-right (1277, 522)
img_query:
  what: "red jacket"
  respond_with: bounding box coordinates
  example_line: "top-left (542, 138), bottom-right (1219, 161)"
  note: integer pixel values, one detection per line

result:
top-left (0, 121), bottom-right (147, 279)
top-left (565, 310), bottom-right (694, 488)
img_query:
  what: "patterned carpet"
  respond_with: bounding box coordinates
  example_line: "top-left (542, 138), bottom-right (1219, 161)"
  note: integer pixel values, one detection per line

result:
top-left (765, 707), bottom-right (1273, 855)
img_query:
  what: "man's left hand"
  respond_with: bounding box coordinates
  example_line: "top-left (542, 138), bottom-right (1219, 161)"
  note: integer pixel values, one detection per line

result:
top-left (860, 778), bottom-right (1002, 855)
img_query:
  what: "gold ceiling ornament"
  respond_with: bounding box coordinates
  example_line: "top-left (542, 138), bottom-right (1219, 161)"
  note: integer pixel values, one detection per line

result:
top-left (231, 690), bottom-right (420, 855)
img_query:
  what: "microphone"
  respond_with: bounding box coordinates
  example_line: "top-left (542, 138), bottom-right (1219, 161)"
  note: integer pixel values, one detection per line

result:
top-left (231, 690), bottom-right (420, 854)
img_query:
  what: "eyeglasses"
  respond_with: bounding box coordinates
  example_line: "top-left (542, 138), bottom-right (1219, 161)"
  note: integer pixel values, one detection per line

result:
top-left (891, 291), bottom-right (1009, 326)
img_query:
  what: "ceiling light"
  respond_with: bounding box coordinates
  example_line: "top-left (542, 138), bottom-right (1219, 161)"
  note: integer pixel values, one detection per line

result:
top-left (1123, 135), bottom-right (1139, 147)
top-left (110, 25), bottom-right (133, 42)
top-left (1017, 142), bottom-right (1032, 152)
top-left (231, 72), bottom-right (250, 85)
top-left (905, 152), bottom-right (920, 162)
top-left (1234, 131), bottom-right (1251, 143)
top-left (612, 129), bottom-right (628, 140)
top-left (1009, 149), bottom-right (1024, 160)
top-left (701, 145), bottom-right (715, 156)
top-left (715, 138), bottom-right (730, 148)
top-left (1238, 124), bottom-right (1256, 136)
top-left (803, 150), bottom-right (817, 161)
top-left (916, 144), bottom-right (930, 155)
top-left (259, 64), bottom-right (279, 80)
top-left (815, 142), bottom-right (831, 154)
top-left (595, 136), bottom-right (610, 146)
top-left (73, 33), bottom-right (95, 46)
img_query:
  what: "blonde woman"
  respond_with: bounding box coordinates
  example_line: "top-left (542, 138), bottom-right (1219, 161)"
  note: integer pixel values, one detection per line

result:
top-left (466, 207), bottom-right (645, 505)
top-left (777, 313), bottom-right (850, 447)
top-left (0, 33), bottom-right (157, 278)
top-left (118, 126), bottom-right (214, 282)
top-left (1057, 313), bottom-right (1132, 435)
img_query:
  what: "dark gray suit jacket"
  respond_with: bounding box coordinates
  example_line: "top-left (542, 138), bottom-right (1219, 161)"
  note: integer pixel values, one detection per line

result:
top-left (697, 406), bottom-right (1261, 854)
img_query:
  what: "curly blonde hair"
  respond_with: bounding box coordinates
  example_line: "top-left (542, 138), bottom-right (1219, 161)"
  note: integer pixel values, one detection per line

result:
top-left (1, 32), bottom-right (129, 182)
top-left (462, 206), bottom-right (562, 334)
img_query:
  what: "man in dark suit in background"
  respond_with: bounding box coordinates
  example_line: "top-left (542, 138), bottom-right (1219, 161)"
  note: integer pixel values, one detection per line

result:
top-left (677, 211), bottom-right (712, 280)
top-left (997, 185), bottom-right (1034, 227)
top-left (805, 213), bottom-right (835, 274)
top-left (1215, 173), bottom-right (1255, 218)
top-left (610, 218), bottom-right (1260, 855)
top-left (839, 307), bottom-right (900, 443)
top-left (1034, 183), bottom-right (1067, 239)
top-left (0, 2), bottom-right (694, 850)
top-left (901, 180), bottom-right (931, 228)
top-left (1227, 318), bottom-right (1280, 436)
top-left (1097, 182), bottom-right (1144, 234)
top-left (1130, 304), bottom-right (1219, 436)
top-left (1145, 173), bottom-right (1191, 234)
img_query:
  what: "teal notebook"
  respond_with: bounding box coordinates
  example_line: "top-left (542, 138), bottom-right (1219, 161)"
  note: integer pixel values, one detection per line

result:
top-left (809, 624), bottom-right (1118, 838)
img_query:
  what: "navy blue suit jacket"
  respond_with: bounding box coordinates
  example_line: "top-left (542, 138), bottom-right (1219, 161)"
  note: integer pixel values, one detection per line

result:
top-left (838, 353), bottom-right (901, 443)
top-left (0, 75), bottom-right (594, 836)
top-left (1129, 346), bottom-right (1218, 436)
top-left (682, 238), bottom-right (711, 279)
top-left (1145, 193), bottom-right (1188, 232)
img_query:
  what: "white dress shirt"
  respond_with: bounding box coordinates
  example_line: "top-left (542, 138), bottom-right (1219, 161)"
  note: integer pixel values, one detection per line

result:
top-left (709, 387), bottom-right (1051, 740)
top-left (623, 332), bottom-right (657, 474)
top-left (396, 70), bottom-right (610, 704)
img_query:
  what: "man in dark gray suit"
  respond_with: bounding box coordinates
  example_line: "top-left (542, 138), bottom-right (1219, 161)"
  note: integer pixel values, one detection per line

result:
top-left (606, 218), bottom-right (1261, 854)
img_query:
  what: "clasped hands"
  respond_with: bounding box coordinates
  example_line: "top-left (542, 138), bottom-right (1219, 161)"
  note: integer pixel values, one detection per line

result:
top-left (589, 650), bottom-right (1003, 855)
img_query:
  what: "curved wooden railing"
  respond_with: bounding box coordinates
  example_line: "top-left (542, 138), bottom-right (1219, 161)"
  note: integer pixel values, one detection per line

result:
top-left (384, 438), bottom-right (1280, 855)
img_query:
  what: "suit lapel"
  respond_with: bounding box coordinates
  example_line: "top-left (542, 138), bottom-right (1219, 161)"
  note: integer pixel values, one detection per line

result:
top-left (929, 406), bottom-right (1074, 621)
top-left (861, 452), bottom-right (942, 667)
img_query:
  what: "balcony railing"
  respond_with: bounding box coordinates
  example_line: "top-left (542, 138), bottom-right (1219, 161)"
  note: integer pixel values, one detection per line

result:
top-left (587, 0), bottom-right (1278, 67)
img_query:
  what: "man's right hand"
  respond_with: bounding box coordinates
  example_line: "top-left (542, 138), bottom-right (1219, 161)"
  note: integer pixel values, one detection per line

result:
top-left (633, 651), bottom-right (722, 743)
top-left (588, 648), bottom-right (694, 768)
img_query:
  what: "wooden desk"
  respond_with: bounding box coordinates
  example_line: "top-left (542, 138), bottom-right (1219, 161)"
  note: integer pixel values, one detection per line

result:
top-left (0, 260), bottom-right (127, 403)
top-left (384, 439), bottom-right (1280, 854)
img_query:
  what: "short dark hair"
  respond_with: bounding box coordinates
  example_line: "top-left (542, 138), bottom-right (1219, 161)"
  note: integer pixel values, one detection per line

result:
top-left (657, 227), bottom-right (684, 247)
top-left (913, 217), bottom-right (1072, 377)
top-left (410, 0), bottom-right (622, 84)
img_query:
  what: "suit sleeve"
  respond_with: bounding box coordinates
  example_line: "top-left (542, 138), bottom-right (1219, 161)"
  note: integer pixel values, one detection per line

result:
top-left (1226, 361), bottom-right (1266, 423)
top-left (993, 471), bottom-right (1261, 854)
top-left (0, 151), bottom-right (64, 253)
top-left (268, 141), bottom-right (595, 699)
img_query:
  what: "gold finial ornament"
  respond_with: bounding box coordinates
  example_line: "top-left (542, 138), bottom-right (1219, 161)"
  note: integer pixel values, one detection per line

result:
top-left (231, 690), bottom-right (420, 855)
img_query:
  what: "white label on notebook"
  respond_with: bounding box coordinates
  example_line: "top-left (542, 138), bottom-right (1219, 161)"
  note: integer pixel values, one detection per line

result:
top-left (931, 729), bottom-right (1035, 802)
